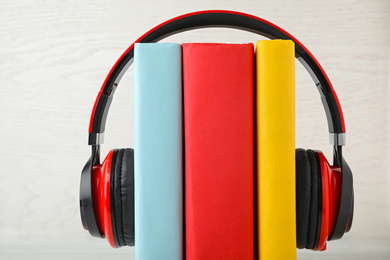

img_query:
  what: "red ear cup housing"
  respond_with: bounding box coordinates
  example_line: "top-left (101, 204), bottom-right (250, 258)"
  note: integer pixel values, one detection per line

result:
top-left (91, 149), bottom-right (135, 248)
top-left (296, 149), bottom-right (349, 251)
top-left (316, 150), bottom-right (344, 251)
top-left (91, 150), bottom-right (117, 247)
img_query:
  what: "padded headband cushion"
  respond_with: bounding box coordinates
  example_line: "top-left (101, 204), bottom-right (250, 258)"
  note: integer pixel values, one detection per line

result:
top-left (113, 148), bottom-right (135, 247)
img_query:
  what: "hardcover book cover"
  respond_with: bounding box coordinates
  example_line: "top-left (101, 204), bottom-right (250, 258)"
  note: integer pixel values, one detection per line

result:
top-left (134, 43), bottom-right (183, 260)
top-left (183, 43), bottom-right (255, 260)
top-left (256, 40), bottom-right (296, 260)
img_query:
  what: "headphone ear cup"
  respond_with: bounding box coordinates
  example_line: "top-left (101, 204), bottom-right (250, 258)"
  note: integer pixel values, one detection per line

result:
top-left (295, 149), bottom-right (322, 250)
top-left (111, 148), bottom-right (135, 247)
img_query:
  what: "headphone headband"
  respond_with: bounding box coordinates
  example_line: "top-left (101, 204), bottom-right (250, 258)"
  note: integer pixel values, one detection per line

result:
top-left (87, 10), bottom-right (346, 146)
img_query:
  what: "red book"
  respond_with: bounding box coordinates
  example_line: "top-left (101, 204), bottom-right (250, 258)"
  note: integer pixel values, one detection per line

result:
top-left (183, 43), bottom-right (255, 260)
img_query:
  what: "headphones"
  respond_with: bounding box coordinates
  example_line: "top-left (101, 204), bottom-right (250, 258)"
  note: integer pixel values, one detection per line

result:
top-left (80, 10), bottom-right (354, 251)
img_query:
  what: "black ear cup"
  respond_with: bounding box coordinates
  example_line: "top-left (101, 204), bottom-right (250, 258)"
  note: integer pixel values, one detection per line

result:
top-left (110, 148), bottom-right (135, 247)
top-left (295, 149), bottom-right (322, 250)
top-left (296, 148), bottom-right (311, 249)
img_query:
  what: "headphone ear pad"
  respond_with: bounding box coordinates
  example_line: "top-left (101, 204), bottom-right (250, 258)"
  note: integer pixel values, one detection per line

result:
top-left (306, 149), bottom-right (321, 249)
top-left (296, 148), bottom-right (322, 250)
top-left (112, 148), bottom-right (135, 247)
top-left (119, 148), bottom-right (135, 246)
top-left (296, 148), bottom-right (312, 249)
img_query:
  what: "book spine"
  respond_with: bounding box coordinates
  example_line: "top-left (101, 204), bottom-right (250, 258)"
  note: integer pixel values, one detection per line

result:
top-left (134, 43), bottom-right (183, 260)
top-left (183, 43), bottom-right (255, 260)
top-left (256, 40), bottom-right (296, 260)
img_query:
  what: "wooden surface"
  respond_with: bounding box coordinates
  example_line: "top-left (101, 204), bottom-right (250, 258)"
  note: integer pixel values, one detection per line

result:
top-left (0, 0), bottom-right (389, 259)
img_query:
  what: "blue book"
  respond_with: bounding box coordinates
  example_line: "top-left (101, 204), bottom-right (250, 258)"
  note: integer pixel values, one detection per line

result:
top-left (134, 43), bottom-right (183, 260)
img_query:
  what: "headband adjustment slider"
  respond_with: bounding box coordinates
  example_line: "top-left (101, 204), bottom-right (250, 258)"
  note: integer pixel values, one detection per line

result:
top-left (329, 133), bottom-right (346, 146)
top-left (89, 133), bottom-right (104, 145)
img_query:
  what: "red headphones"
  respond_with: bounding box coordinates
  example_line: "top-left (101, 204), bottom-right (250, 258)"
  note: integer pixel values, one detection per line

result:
top-left (79, 10), bottom-right (354, 251)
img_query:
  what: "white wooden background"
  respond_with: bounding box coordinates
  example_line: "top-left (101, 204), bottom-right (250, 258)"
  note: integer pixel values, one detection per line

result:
top-left (0, 0), bottom-right (389, 259)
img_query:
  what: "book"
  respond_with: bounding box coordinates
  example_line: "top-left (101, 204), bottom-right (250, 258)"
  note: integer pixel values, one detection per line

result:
top-left (134, 43), bottom-right (183, 260)
top-left (256, 40), bottom-right (296, 260)
top-left (183, 43), bottom-right (255, 260)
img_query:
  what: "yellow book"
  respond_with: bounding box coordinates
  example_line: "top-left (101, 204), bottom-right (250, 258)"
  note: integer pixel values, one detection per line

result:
top-left (256, 40), bottom-right (296, 260)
